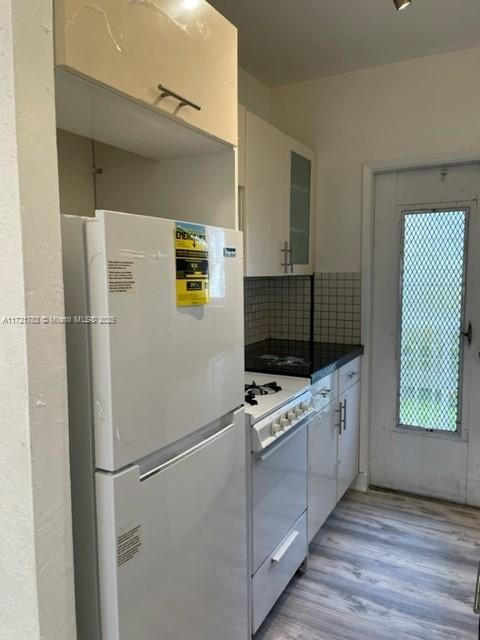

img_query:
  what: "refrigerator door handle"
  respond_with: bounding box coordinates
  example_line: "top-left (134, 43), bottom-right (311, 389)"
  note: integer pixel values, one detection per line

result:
top-left (140, 420), bottom-right (236, 482)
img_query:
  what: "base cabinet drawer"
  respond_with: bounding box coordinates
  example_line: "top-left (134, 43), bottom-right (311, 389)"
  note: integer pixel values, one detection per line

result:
top-left (311, 371), bottom-right (338, 412)
top-left (252, 512), bottom-right (307, 634)
top-left (339, 357), bottom-right (361, 394)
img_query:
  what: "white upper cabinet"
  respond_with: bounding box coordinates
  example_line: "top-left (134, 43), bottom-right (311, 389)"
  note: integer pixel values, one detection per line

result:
top-left (243, 109), bottom-right (315, 276)
top-left (244, 111), bottom-right (287, 277)
top-left (54, 0), bottom-right (238, 146)
top-left (238, 104), bottom-right (246, 187)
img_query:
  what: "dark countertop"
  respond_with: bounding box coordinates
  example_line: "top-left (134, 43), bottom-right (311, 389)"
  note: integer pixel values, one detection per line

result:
top-left (245, 339), bottom-right (364, 384)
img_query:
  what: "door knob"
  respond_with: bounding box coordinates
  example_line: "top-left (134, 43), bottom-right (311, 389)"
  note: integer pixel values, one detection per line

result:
top-left (461, 322), bottom-right (472, 346)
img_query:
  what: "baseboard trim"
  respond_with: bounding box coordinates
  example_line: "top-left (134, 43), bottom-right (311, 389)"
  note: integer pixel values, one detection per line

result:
top-left (352, 472), bottom-right (368, 493)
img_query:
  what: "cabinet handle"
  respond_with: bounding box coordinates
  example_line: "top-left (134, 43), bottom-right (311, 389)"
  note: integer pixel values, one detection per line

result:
top-left (347, 371), bottom-right (358, 379)
top-left (157, 84), bottom-right (201, 112)
top-left (318, 388), bottom-right (333, 398)
top-left (281, 241), bottom-right (289, 274)
top-left (335, 402), bottom-right (343, 435)
top-left (288, 244), bottom-right (294, 273)
top-left (271, 530), bottom-right (299, 564)
top-left (342, 399), bottom-right (347, 432)
top-left (474, 561), bottom-right (480, 614)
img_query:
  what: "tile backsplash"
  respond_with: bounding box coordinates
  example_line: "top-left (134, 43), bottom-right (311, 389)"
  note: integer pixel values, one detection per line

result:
top-left (313, 273), bottom-right (361, 345)
top-left (244, 273), bottom-right (361, 346)
top-left (244, 276), bottom-right (312, 346)
top-left (244, 277), bottom-right (270, 345)
top-left (269, 277), bottom-right (312, 342)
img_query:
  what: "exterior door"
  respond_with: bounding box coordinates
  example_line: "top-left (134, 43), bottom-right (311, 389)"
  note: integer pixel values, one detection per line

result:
top-left (371, 164), bottom-right (480, 504)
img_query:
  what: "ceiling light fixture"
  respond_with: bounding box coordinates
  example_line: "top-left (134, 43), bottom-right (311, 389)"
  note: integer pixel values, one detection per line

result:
top-left (182, 0), bottom-right (199, 10)
top-left (393, 0), bottom-right (413, 10)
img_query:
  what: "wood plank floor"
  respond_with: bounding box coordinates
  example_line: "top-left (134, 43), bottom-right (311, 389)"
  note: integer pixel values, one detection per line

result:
top-left (254, 490), bottom-right (480, 640)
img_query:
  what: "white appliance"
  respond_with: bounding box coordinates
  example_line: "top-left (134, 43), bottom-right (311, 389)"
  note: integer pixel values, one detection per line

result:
top-left (244, 373), bottom-right (314, 634)
top-left (62, 210), bottom-right (248, 640)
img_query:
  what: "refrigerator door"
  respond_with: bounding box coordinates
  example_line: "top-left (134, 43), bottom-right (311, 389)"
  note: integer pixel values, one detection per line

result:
top-left (95, 409), bottom-right (249, 640)
top-left (87, 210), bottom-right (244, 471)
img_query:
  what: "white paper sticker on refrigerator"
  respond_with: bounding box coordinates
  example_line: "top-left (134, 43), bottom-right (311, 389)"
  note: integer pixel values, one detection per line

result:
top-left (117, 523), bottom-right (143, 567)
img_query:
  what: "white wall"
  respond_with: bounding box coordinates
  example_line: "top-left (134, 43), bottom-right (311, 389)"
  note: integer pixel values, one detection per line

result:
top-left (0, 1), bottom-right (76, 638)
top-left (95, 142), bottom-right (237, 228)
top-left (55, 130), bottom-right (237, 228)
top-left (271, 46), bottom-right (480, 272)
top-left (238, 67), bottom-right (271, 121)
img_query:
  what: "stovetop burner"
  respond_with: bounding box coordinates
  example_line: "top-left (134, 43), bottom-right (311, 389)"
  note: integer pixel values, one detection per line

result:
top-left (244, 381), bottom-right (282, 406)
top-left (257, 354), bottom-right (310, 368)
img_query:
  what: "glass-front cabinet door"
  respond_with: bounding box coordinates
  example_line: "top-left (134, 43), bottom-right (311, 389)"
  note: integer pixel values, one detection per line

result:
top-left (286, 137), bottom-right (315, 275)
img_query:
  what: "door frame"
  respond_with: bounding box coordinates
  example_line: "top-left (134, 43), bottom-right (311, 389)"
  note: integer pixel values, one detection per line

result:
top-left (358, 151), bottom-right (480, 493)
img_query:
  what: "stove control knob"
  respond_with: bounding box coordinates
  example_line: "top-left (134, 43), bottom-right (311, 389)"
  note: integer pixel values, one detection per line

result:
top-left (301, 402), bottom-right (310, 411)
top-left (295, 406), bottom-right (304, 417)
top-left (288, 410), bottom-right (296, 421)
top-left (280, 417), bottom-right (289, 428)
top-left (271, 422), bottom-right (282, 436)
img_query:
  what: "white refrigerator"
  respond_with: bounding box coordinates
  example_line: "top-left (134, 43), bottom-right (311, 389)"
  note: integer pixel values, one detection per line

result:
top-left (61, 210), bottom-right (248, 640)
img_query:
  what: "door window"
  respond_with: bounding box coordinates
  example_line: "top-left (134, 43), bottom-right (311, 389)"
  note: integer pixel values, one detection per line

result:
top-left (397, 209), bottom-right (468, 433)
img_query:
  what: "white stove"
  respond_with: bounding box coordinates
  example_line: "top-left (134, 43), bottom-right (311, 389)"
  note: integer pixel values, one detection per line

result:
top-left (245, 372), bottom-right (312, 632)
top-left (244, 372), bottom-right (313, 452)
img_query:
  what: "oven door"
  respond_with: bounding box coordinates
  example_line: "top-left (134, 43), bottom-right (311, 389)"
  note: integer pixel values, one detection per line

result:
top-left (252, 423), bottom-right (308, 573)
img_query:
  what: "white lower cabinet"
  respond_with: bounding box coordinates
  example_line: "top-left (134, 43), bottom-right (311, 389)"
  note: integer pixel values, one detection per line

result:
top-left (307, 403), bottom-right (338, 543)
top-left (337, 381), bottom-right (361, 501)
top-left (308, 362), bottom-right (361, 542)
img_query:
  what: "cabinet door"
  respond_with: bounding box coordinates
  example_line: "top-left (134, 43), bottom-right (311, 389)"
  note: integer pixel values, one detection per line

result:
top-left (238, 104), bottom-right (246, 188)
top-left (337, 382), bottom-right (360, 501)
top-left (244, 112), bottom-right (287, 277)
top-left (308, 406), bottom-right (338, 543)
top-left (286, 137), bottom-right (315, 275)
top-left (55, 0), bottom-right (237, 145)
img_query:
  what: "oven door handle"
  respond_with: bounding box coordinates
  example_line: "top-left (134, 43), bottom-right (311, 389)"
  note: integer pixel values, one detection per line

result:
top-left (256, 423), bottom-right (306, 462)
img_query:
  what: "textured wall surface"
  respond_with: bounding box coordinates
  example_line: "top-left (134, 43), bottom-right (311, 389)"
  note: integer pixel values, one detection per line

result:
top-left (0, 2), bottom-right (76, 639)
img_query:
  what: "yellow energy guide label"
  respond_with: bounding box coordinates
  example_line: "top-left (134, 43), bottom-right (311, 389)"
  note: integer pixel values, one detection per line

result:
top-left (174, 222), bottom-right (209, 306)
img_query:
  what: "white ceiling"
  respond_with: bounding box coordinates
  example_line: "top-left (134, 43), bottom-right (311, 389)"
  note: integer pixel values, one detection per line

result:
top-left (209, 0), bottom-right (480, 86)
